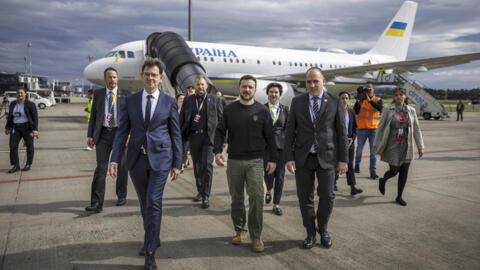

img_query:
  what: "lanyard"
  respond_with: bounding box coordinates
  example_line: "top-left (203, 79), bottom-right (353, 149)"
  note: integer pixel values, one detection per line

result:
top-left (398, 111), bottom-right (405, 127)
top-left (105, 91), bottom-right (117, 113)
top-left (195, 95), bottom-right (206, 113)
top-left (268, 104), bottom-right (280, 122)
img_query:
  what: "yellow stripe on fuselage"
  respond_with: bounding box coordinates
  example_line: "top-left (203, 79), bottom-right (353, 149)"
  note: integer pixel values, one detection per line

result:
top-left (211, 79), bottom-right (238, 84)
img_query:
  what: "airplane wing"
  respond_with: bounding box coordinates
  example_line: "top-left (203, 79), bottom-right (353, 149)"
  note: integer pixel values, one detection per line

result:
top-left (259, 52), bottom-right (480, 82)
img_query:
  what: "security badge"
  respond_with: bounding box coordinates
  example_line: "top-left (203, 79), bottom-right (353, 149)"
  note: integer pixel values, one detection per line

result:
top-left (193, 114), bottom-right (201, 123)
top-left (14, 112), bottom-right (21, 117)
top-left (253, 115), bottom-right (258, 121)
top-left (106, 113), bottom-right (113, 121)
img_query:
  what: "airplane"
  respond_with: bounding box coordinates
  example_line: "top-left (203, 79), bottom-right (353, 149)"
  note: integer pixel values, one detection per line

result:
top-left (83, 1), bottom-right (480, 106)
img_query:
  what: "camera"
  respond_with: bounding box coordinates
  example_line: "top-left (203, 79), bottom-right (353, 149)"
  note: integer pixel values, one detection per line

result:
top-left (356, 86), bottom-right (371, 100)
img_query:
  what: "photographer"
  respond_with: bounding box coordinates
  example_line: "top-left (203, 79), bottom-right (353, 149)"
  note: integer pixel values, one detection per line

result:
top-left (353, 82), bottom-right (383, 179)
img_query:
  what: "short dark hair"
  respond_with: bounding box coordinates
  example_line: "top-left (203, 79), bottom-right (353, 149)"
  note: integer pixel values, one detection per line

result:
top-left (87, 89), bottom-right (94, 94)
top-left (142, 58), bottom-right (164, 73)
top-left (175, 93), bottom-right (185, 100)
top-left (103, 67), bottom-right (118, 78)
top-left (266, 82), bottom-right (283, 96)
top-left (239, 74), bottom-right (257, 87)
top-left (393, 87), bottom-right (408, 104)
top-left (338, 91), bottom-right (350, 97)
top-left (306, 67), bottom-right (324, 78)
top-left (16, 87), bottom-right (26, 93)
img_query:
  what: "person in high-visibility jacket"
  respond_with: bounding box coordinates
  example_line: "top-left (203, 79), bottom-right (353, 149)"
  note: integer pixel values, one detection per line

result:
top-left (85, 89), bottom-right (94, 123)
top-left (354, 82), bottom-right (383, 179)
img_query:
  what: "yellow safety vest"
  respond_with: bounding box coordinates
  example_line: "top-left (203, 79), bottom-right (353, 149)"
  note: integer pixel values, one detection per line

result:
top-left (87, 98), bottom-right (93, 123)
top-left (356, 96), bottom-right (381, 129)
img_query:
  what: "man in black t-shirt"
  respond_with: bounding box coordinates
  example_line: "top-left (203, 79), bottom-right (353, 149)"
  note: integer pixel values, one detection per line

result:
top-left (214, 75), bottom-right (277, 253)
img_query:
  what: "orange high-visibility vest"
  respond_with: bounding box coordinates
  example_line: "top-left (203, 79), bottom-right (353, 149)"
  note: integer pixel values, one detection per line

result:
top-left (356, 96), bottom-right (381, 129)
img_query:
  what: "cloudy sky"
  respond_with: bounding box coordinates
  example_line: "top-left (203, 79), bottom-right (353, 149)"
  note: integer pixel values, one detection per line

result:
top-left (1, 0), bottom-right (479, 89)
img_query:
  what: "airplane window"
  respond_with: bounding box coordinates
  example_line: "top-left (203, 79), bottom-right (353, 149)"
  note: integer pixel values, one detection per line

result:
top-left (197, 56), bottom-right (200, 61)
top-left (230, 58), bottom-right (233, 63)
top-left (224, 58), bottom-right (227, 62)
top-left (320, 64), bottom-right (323, 68)
top-left (236, 59), bottom-right (239, 63)
top-left (330, 64), bottom-right (332, 68)
top-left (118, 51), bottom-right (125, 58)
top-left (315, 63), bottom-right (318, 67)
top-left (127, 51), bottom-right (134, 58)
top-left (305, 63), bottom-right (308, 67)
top-left (204, 57), bottom-right (208, 61)
top-left (242, 59), bottom-right (245, 63)
top-left (294, 62), bottom-right (297, 67)
top-left (105, 51), bottom-right (116, 58)
top-left (273, 61), bottom-right (276, 65)
top-left (210, 57), bottom-right (214, 62)
top-left (278, 61), bottom-right (282, 66)
top-left (257, 60), bottom-right (260, 64)
top-left (289, 62), bottom-right (292, 66)
top-left (334, 65), bottom-right (337, 68)
top-left (300, 63), bottom-right (303, 67)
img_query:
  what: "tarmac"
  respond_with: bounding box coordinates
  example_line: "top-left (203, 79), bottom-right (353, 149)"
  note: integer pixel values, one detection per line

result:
top-left (0, 104), bottom-right (479, 270)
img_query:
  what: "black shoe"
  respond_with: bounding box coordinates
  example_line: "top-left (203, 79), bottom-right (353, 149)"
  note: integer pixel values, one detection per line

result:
top-left (333, 185), bottom-right (338, 191)
top-left (85, 203), bottom-right (102, 213)
top-left (273, 207), bottom-right (283, 216)
top-left (144, 252), bottom-right (157, 270)
top-left (201, 198), bottom-right (210, 209)
top-left (116, 198), bottom-right (127, 206)
top-left (193, 193), bottom-right (202, 202)
top-left (21, 164), bottom-right (31, 171)
top-left (350, 187), bottom-right (363, 196)
top-left (302, 235), bottom-right (316, 249)
top-left (379, 178), bottom-right (386, 195)
top-left (354, 166), bottom-right (360, 173)
top-left (139, 241), bottom-right (161, 256)
top-left (265, 193), bottom-right (272, 204)
top-left (370, 171), bottom-right (378, 179)
top-left (319, 230), bottom-right (332, 248)
top-left (396, 197), bottom-right (407, 206)
top-left (8, 165), bottom-right (20, 174)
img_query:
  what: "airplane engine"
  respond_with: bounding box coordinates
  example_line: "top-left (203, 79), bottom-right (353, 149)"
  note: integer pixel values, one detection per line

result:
top-left (255, 80), bottom-right (296, 107)
top-left (146, 32), bottom-right (216, 94)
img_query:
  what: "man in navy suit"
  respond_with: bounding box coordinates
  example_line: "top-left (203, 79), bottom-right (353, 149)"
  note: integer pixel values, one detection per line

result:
top-left (109, 59), bottom-right (182, 270)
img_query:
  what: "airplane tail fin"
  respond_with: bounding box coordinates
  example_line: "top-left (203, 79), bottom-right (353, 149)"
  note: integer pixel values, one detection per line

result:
top-left (366, 1), bottom-right (417, 60)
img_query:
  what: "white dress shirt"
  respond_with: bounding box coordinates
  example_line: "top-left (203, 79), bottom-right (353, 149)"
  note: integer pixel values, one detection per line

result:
top-left (103, 87), bottom-right (118, 127)
top-left (141, 88), bottom-right (160, 121)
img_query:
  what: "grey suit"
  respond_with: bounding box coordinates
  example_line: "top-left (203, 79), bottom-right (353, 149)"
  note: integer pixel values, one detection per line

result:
top-left (180, 93), bottom-right (223, 199)
top-left (87, 87), bottom-right (130, 207)
top-left (284, 92), bottom-right (347, 235)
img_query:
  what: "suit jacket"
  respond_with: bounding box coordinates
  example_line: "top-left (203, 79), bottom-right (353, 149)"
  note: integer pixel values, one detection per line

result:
top-left (346, 108), bottom-right (357, 140)
top-left (87, 88), bottom-right (130, 144)
top-left (111, 90), bottom-right (183, 172)
top-left (284, 92), bottom-right (348, 169)
top-left (264, 103), bottom-right (289, 150)
top-left (179, 93), bottom-right (223, 146)
top-left (5, 100), bottom-right (38, 131)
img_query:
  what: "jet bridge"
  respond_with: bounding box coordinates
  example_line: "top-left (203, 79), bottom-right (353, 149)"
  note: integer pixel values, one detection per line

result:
top-left (394, 74), bottom-right (450, 120)
top-left (146, 32), bottom-right (217, 95)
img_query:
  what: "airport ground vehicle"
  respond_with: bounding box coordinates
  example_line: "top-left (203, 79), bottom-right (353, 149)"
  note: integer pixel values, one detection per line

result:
top-left (4, 91), bottom-right (52, 109)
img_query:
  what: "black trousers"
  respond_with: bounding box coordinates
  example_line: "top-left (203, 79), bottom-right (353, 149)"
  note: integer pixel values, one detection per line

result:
top-left (295, 154), bottom-right (335, 236)
top-left (382, 162), bottom-right (411, 199)
top-left (335, 144), bottom-right (356, 186)
top-left (90, 128), bottom-right (128, 206)
top-left (457, 111), bottom-right (463, 121)
top-left (189, 132), bottom-right (214, 198)
top-left (9, 123), bottom-right (34, 166)
top-left (264, 149), bottom-right (285, 205)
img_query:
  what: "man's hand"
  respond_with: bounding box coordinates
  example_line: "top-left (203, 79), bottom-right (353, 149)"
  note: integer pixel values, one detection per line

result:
top-left (418, 149), bottom-right (424, 158)
top-left (87, 137), bottom-right (94, 148)
top-left (5, 129), bottom-right (10, 135)
top-left (265, 162), bottom-right (276, 174)
top-left (109, 163), bottom-right (118, 178)
top-left (30, 131), bottom-right (39, 139)
top-left (286, 161), bottom-right (296, 174)
top-left (348, 138), bottom-right (353, 147)
top-left (337, 162), bottom-right (348, 175)
top-left (171, 168), bottom-right (181, 181)
top-left (215, 153), bottom-right (226, 166)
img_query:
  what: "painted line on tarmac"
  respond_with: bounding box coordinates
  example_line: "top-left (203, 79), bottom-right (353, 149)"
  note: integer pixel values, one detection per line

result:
top-left (1, 147), bottom-right (478, 185)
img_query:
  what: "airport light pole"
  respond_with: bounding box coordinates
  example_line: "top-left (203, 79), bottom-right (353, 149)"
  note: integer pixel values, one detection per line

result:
top-left (27, 42), bottom-right (32, 90)
top-left (188, 0), bottom-right (192, 41)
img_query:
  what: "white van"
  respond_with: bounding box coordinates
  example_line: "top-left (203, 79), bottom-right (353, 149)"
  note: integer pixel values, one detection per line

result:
top-left (4, 91), bottom-right (52, 109)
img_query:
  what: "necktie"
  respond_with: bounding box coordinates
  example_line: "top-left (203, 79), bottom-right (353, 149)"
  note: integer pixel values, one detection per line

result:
top-left (145, 95), bottom-right (153, 128)
top-left (313, 96), bottom-right (320, 117)
top-left (108, 91), bottom-right (115, 127)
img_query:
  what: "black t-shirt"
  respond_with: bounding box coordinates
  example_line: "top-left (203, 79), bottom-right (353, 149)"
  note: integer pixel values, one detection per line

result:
top-left (215, 101), bottom-right (277, 161)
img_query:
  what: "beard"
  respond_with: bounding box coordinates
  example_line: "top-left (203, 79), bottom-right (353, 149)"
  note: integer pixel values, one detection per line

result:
top-left (240, 92), bottom-right (254, 101)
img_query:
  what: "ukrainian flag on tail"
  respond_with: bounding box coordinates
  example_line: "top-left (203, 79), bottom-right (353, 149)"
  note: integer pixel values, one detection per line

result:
top-left (385, 21), bottom-right (407, 37)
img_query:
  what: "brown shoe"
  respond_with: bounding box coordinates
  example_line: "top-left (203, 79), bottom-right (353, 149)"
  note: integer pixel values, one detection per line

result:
top-left (252, 238), bottom-right (264, 252)
top-left (232, 230), bottom-right (248, 245)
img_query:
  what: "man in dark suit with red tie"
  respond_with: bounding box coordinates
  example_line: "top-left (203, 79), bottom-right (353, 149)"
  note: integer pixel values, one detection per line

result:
top-left (285, 67), bottom-right (348, 249)
top-left (109, 59), bottom-right (182, 270)
top-left (86, 67), bottom-right (130, 213)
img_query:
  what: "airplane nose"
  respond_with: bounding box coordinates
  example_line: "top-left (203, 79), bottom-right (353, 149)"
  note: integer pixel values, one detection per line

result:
top-left (83, 62), bottom-right (96, 81)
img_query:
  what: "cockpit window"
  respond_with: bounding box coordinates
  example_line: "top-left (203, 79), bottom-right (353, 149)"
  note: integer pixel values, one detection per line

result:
top-left (105, 51), bottom-right (117, 57)
top-left (118, 51), bottom-right (126, 58)
top-left (127, 51), bottom-right (134, 58)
